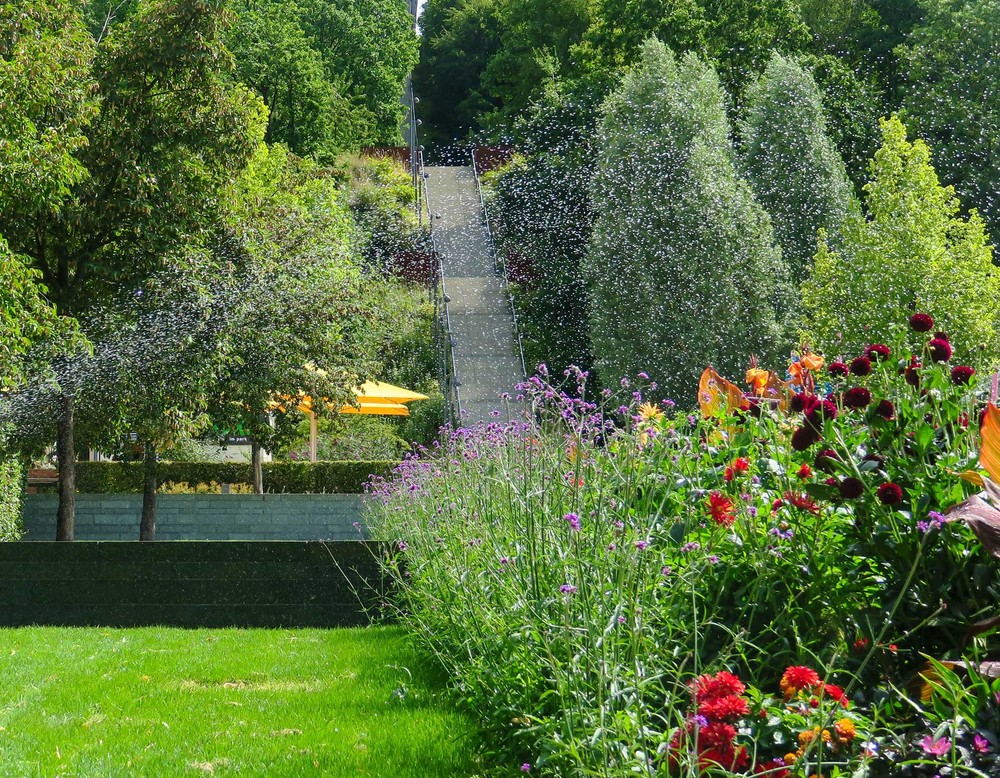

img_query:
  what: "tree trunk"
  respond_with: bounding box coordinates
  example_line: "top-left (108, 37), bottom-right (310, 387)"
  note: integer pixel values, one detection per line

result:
top-left (139, 441), bottom-right (157, 541)
top-left (251, 440), bottom-right (264, 495)
top-left (55, 393), bottom-right (75, 541)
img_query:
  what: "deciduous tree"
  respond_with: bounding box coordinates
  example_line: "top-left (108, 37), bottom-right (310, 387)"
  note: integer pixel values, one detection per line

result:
top-left (801, 116), bottom-right (1000, 365)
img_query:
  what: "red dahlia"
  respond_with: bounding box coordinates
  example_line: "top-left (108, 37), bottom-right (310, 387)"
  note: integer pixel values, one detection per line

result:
top-left (877, 482), bottom-right (903, 505)
top-left (783, 490), bottom-right (820, 514)
top-left (904, 356), bottom-right (921, 387)
top-left (707, 492), bottom-right (736, 526)
top-left (849, 356), bottom-right (872, 376)
top-left (698, 694), bottom-right (750, 722)
top-left (780, 666), bottom-right (821, 698)
top-left (693, 670), bottom-right (745, 701)
top-left (874, 399), bottom-right (895, 420)
top-left (838, 477), bottom-right (864, 499)
top-left (928, 337), bottom-right (952, 362)
top-left (909, 313), bottom-right (934, 332)
top-left (843, 386), bottom-right (872, 409)
top-left (797, 463), bottom-right (813, 479)
top-left (828, 361), bottom-right (849, 377)
top-left (805, 399), bottom-right (838, 430)
top-left (951, 365), bottom-right (975, 385)
top-left (866, 344), bottom-right (891, 361)
top-left (815, 449), bottom-right (840, 472)
top-left (817, 683), bottom-right (849, 708)
top-left (791, 425), bottom-right (820, 451)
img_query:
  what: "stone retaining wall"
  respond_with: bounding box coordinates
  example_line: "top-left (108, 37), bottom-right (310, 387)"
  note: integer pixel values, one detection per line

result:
top-left (21, 494), bottom-right (367, 542)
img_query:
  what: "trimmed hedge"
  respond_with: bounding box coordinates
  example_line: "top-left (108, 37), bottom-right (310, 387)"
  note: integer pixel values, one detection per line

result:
top-left (73, 461), bottom-right (397, 495)
top-left (0, 457), bottom-right (23, 540)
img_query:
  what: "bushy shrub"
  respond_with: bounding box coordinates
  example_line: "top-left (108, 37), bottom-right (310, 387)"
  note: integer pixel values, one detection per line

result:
top-left (801, 115), bottom-right (1000, 367)
top-left (74, 461), bottom-right (395, 494)
top-left (585, 40), bottom-right (791, 405)
top-left (368, 320), bottom-right (1000, 775)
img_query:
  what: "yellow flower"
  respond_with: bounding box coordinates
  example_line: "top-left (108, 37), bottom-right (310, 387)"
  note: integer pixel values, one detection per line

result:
top-left (638, 402), bottom-right (663, 422)
top-left (801, 352), bottom-right (825, 372)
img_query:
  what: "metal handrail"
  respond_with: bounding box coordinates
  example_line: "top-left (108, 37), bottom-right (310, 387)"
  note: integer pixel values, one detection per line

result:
top-left (421, 152), bottom-right (462, 424)
top-left (470, 151), bottom-right (528, 380)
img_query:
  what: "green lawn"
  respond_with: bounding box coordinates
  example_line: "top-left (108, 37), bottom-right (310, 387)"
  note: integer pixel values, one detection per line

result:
top-left (0, 626), bottom-right (479, 777)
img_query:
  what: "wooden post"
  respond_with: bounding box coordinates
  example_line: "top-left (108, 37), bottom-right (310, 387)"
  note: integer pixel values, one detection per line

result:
top-left (309, 412), bottom-right (318, 462)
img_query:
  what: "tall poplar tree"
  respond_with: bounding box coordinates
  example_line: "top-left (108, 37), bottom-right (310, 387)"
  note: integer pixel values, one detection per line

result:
top-left (741, 52), bottom-right (855, 285)
top-left (584, 40), bottom-right (790, 403)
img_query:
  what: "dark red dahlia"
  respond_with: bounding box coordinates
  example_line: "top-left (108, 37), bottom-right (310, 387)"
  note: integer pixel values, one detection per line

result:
top-left (876, 482), bottom-right (903, 505)
top-left (838, 477), bottom-right (864, 499)
top-left (951, 365), bottom-right (975, 385)
top-left (843, 386), bottom-right (872, 409)
top-left (791, 426), bottom-right (820, 451)
top-left (815, 449), bottom-right (840, 472)
top-left (874, 399), bottom-right (895, 420)
top-left (828, 361), bottom-right (849, 377)
top-left (849, 356), bottom-right (872, 376)
top-left (909, 313), bottom-right (934, 332)
top-left (805, 399), bottom-right (838, 430)
top-left (934, 331), bottom-right (950, 342)
top-left (866, 344), bottom-right (891, 361)
top-left (928, 337), bottom-right (952, 362)
top-left (904, 356), bottom-right (921, 387)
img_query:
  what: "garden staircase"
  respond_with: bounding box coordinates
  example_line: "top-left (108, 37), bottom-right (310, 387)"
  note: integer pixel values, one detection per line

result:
top-left (425, 165), bottom-right (525, 424)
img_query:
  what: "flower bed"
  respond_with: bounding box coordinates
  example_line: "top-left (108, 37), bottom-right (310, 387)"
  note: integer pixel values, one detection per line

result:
top-left (367, 318), bottom-right (1000, 776)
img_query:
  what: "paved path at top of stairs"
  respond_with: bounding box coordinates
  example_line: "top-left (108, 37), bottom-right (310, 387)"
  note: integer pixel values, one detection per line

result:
top-left (425, 165), bottom-right (524, 424)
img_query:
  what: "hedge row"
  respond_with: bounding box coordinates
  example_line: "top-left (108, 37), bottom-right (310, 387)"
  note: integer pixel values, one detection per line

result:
top-left (72, 461), bottom-right (398, 494)
top-left (0, 457), bottom-right (23, 540)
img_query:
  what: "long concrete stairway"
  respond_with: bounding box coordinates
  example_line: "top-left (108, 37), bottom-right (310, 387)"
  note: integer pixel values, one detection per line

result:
top-left (425, 166), bottom-right (525, 424)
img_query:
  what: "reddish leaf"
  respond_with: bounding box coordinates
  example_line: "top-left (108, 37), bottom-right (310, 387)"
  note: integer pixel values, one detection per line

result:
top-left (964, 615), bottom-right (1000, 646)
top-left (944, 495), bottom-right (1000, 558)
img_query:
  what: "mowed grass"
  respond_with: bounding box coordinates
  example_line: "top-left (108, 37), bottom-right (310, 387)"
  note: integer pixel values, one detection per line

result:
top-left (0, 626), bottom-right (479, 777)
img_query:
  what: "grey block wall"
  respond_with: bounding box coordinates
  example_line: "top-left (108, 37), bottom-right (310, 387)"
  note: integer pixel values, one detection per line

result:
top-left (21, 494), bottom-right (368, 541)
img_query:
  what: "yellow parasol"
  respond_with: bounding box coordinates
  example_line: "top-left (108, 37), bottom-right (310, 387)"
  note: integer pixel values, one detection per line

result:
top-left (272, 379), bottom-right (429, 460)
top-left (353, 381), bottom-right (429, 404)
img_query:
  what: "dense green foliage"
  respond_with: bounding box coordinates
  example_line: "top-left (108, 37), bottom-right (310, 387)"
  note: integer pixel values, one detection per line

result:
top-left (802, 116), bottom-right (1000, 365)
top-left (741, 53), bottom-right (854, 285)
top-left (2, 0), bottom-right (265, 317)
top-left (899, 0), bottom-right (1000, 245)
top-left (0, 626), bottom-right (478, 776)
top-left (70, 461), bottom-right (397, 494)
top-left (226, 0), bottom-right (418, 158)
top-left (585, 42), bottom-right (789, 404)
